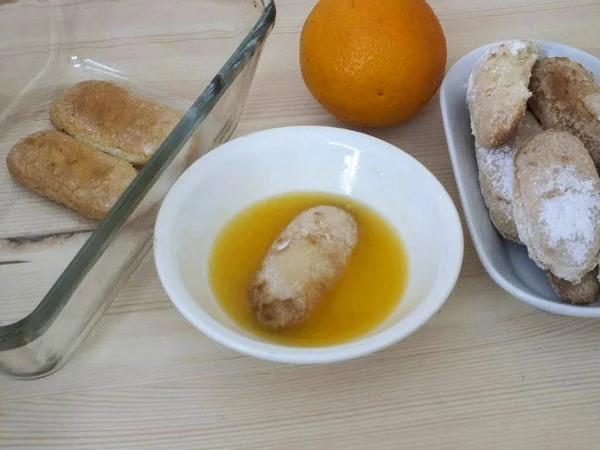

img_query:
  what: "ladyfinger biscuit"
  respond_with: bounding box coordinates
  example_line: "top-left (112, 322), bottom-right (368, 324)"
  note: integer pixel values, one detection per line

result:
top-left (250, 206), bottom-right (358, 328)
top-left (50, 80), bottom-right (181, 165)
top-left (529, 57), bottom-right (600, 169)
top-left (467, 40), bottom-right (540, 148)
top-left (548, 270), bottom-right (599, 305)
top-left (475, 110), bottom-right (542, 243)
top-left (7, 130), bottom-right (137, 220)
top-left (513, 130), bottom-right (600, 283)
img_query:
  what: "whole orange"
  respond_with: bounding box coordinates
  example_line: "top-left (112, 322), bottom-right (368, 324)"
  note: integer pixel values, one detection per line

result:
top-left (299, 0), bottom-right (447, 127)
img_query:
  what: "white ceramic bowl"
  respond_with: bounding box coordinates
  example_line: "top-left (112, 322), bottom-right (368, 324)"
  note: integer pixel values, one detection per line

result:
top-left (154, 126), bottom-right (463, 363)
top-left (440, 40), bottom-right (600, 317)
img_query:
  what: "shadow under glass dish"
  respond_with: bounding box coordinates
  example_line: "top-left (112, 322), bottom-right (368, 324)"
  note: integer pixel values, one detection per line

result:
top-left (0, 0), bottom-right (276, 379)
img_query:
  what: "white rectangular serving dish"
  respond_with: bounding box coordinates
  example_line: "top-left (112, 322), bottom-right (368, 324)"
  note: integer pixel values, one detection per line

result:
top-left (440, 40), bottom-right (600, 317)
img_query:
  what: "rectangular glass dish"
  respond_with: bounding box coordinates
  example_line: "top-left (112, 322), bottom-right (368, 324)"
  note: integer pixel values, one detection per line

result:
top-left (0, 0), bottom-right (276, 379)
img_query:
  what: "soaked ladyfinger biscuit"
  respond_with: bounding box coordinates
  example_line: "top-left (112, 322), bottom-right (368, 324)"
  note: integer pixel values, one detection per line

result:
top-left (548, 269), bottom-right (599, 305)
top-left (250, 206), bottom-right (358, 328)
top-left (467, 40), bottom-right (540, 148)
top-left (529, 57), bottom-right (600, 169)
top-left (513, 130), bottom-right (600, 283)
top-left (475, 110), bottom-right (542, 243)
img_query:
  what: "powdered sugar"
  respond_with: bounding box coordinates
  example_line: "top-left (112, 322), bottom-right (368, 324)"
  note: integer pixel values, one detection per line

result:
top-left (537, 165), bottom-right (600, 266)
top-left (507, 40), bottom-right (527, 56)
top-left (476, 143), bottom-right (514, 199)
top-left (582, 94), bottom-right (600, 117)
top-left (487, 40), bottom-right (529, 58)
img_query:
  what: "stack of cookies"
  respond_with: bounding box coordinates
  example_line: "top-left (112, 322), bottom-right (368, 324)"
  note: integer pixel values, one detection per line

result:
top-left (467, 40), bottom-right (600, 304)
top-left (6, 81), bottom-right (181, 220)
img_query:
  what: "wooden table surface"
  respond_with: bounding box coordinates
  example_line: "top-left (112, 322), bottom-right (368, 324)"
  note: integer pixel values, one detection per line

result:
top-left (3, 0), bottom-right (600, 448)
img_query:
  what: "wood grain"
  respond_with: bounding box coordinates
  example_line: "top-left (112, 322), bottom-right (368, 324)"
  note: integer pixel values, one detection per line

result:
top-left (2, 0), bottom-right (600, 448)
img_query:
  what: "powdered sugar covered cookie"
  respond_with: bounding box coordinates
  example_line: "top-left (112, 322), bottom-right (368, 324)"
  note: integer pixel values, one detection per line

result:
top-left (513, 130), bottom-right (600, 283)
top-left (475, 111), bottom-right (542, 242)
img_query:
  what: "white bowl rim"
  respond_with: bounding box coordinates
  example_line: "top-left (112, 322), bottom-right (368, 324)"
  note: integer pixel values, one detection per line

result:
top-left (154, 125), bottom-right (464, 363)
top-left (441, 39), bottom-right (600, 318)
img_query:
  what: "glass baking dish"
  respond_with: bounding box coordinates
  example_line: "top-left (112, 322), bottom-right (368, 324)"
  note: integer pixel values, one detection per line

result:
top-left (0, 0), bottom-right (276, 379)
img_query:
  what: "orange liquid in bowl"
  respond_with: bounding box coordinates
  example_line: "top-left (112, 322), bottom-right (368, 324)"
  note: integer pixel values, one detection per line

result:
top-left (209, 192), bottom-right (409, 346)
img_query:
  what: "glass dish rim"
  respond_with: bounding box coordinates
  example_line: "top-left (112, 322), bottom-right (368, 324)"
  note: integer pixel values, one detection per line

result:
top-left (0, 0), bottom-right (276, 352)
